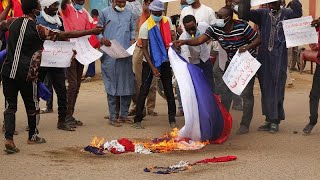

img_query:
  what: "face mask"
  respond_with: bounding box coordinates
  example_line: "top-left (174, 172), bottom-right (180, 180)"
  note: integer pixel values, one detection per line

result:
top-left (233, 5), bottom-right (239, 12)
top-left (215, 18), bottom-right (229, 28)
top-left (73, 2), bottom-right (84, 11)
top-left (152, 15), bottom-right (162, 22)
top-left (180, 4), bottom-right (189, 10)
top-left (186, 0), bottom-right (195, 5)
top-left (115, 5), bottom-right (125, 12)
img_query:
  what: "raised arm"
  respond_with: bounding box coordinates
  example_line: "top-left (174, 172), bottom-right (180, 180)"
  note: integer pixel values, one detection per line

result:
top-left (0, 0), bottom-right (12, 21)
top-left (286, 0), bottom-right (302, 19)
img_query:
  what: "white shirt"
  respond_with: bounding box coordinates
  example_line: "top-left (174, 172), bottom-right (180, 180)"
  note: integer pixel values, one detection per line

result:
top-left (179, 22), bottom-right (210, 64)
top-left (179, 4), bottom-right (216, 28)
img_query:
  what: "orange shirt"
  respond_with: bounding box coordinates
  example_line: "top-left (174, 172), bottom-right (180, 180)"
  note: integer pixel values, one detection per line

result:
top-left (137, 11), bottom-right (149, 47)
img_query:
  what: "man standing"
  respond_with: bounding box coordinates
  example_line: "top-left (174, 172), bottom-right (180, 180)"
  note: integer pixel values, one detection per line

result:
top-left (179, 0), bottom-right (216, 27)
top-left (129, 0), bottom-right (158, 117)
top-left (302, 17), bottom-right (320, 135)
top-left (132, 0), bottom-right (176, 129)
top-left (37, 0), bottom-right (74, 131)
top-left (174, 6), bottom-right (261, 134)
top-left (239, 0), bottom-right (302, 133)
top-left (98, 0), bottom-right (135, 127)
top-left (61, 0), bottom-right (92, 127)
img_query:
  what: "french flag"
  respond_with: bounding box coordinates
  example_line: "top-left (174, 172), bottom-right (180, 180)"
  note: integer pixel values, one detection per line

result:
top-left (168, 47), bottom-right (232, 144)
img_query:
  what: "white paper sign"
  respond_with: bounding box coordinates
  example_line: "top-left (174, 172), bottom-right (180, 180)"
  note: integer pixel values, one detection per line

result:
top-left (251, 0), bottom-right (278, 6)
top-left (222, 51), bottom-right (261, 95)
top-left (41, 41), bottom-right (75, 68)
top-left (100, 40), bottom-right (132, 59)
top-left (126, 42), bottom-right (137, 56)
top-left (70, 36), bottom-right (103, 65)
top-left (283, 16), bottom-right (319, 48)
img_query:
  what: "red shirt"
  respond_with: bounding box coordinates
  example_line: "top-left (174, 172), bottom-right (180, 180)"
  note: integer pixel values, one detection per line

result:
top-left (60, 4), bottom-right (91, 31)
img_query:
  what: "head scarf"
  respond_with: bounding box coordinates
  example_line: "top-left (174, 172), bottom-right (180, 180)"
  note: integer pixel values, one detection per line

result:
top-left (40, 0), bottom-right (58, 8)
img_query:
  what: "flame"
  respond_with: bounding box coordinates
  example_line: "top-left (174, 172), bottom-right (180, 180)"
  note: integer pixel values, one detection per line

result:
top-left (90, 137), bottom-right (105, 148)
top-left (141, 128), bottom-right (207, 153)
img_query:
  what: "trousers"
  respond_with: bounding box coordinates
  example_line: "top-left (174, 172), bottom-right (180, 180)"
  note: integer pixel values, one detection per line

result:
top-left (309, 64), bottom-right (320, 125)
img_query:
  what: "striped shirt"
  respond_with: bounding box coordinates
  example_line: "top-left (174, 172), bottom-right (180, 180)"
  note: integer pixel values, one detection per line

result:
top-left (205, 20), bottom-right (257, 61)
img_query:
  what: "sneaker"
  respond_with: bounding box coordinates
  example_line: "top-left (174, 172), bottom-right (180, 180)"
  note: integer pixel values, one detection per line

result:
top-left (57, 122), bottom-right (75, 131)
top-left (269, 123), bottom-right (279, 134)
top-left (170, 122), bottom-right (178, 128)
top-left (303, 123), bottom-right (315, 135)
top-left (131, 122), bottom-right (145, 129)
top-left (27, 136), bottom-right (46, 144)
top-left (257, 122), bottom-right (271, 131)
top-left (236, 125), bottom-right (249, 135)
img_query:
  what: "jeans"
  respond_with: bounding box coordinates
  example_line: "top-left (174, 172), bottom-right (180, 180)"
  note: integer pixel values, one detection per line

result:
top-left (66, 59), bottom-right (84, 120)
top-left (39, 67), bottom-right (67, 122)
top-left (309, 64), bottom-right (320, 125)
top-left (134, 62), bottom-right (176, 123)
top-left (107, 94), bottom-right (131, 121)
top-left (221, 77), bottom-right (255, 128)
top-left (2, 76), bottom-right (39, 140)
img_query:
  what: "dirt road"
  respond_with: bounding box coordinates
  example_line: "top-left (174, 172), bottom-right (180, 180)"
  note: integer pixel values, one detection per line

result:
top-left (0, 70), bottom-right (319, 179)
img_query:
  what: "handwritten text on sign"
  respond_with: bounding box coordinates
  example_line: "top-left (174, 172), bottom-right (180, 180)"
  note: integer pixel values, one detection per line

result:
top-left (251, 0), bottom-right (278, 6)
top-left (70, 36), bottom-right (103, 65)
top-left (222, 51), bottom-right (261, 95)
top-left (283, 16), bottom-right (318, 48)
top-left (41, 41), bottom-right (75, 68)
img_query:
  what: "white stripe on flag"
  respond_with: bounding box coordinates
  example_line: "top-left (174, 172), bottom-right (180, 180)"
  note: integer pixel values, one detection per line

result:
top-left (168, 47), bottom-right (201, 141)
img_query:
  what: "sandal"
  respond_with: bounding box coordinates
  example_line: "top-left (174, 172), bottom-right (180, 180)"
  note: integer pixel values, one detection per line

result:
top-left (109, 120), bottom-right (122, 127)
top-left (27, 136), bottom-right (46, 145)
top-left (131, 122), bottom-right (145, 129)
top-left (148, 111), bottom-right (158, 116)
top-left (4, 143), bottom-right (20, 154)
top-left (118, 117), bottom-right (133, 124)
top-left (40, 108), bottom-right (53, 114)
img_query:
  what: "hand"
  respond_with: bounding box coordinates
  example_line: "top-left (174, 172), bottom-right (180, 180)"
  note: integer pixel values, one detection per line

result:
top-left (101, 37), bottom-right (112, 47)
top-left (91, 26), bottom-right (104, 35)
top-left (311, 18), bottom-right (320, 27)
top-left (172, 40), bottom-right (186, 48)
top-left (151, 67), bottom-right (161, 77)
top-left (239, 46), bottom-right (247, 53)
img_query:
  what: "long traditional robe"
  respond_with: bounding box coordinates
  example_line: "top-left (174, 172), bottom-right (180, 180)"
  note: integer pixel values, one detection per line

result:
top-left (98, 7), bottom-right (135, 96)
top-left (247, 1), bottom-right (302, 120)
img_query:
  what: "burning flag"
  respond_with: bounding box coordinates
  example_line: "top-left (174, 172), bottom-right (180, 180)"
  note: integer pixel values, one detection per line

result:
top-left (168, 47), bottom-right (232, 143)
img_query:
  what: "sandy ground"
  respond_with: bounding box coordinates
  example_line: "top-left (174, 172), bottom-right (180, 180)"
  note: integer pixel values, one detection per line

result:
top-left (0, 66), bottom-right (320, 179)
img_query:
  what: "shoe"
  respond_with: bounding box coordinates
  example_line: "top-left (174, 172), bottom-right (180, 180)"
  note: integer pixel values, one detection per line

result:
top-left (236, 125), bottom-right (249, 135)
top-left (66, 117), bottom-right (83, 126)
top-left (109, 120), bottom-right (122, 127)
top-left (4, 140), bottom-right (20, 154)
top-left (232, 104), bottom-right (243, 111)
top-left (57, 122), bottom-right (75, 131)
top-left (303, 123), bottom-right (315, 135)
top-left (27, 136), bottom-right (46, 144)
top-left (82, 77), bottom-right (92, 83)
top-left (40, 108), bottom-right (53, 114)
top-left (176, 110), bottom-right (184, 117)
top-left (131, 122), bottom-right (145, 129)
top-left (257, 122), bottom-right (271, 131)
top-left (170, 122), bottom-right (178, 128)
top-left (269, 123), bottom-right (279, 134)
top-left (117, 117), bottom-right (133, 124)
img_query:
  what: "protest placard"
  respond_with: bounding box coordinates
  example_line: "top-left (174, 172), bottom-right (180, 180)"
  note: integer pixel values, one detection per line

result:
top-left (41, 41), bottom-right (75, 68)
top-left (251, 0), bottom-right (278, 6)
top-left (70, 36), bottom-right (103, 65)
top-left (222, 51), bottom-right (261, 95)
top-left (283, 16), bottom-right (318, 48)
top-left (100, 40), bottom-right (133, 59)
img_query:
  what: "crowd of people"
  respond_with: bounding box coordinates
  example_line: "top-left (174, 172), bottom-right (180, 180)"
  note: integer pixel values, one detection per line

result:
top-left (0, 0), bottom-right (319, 154)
